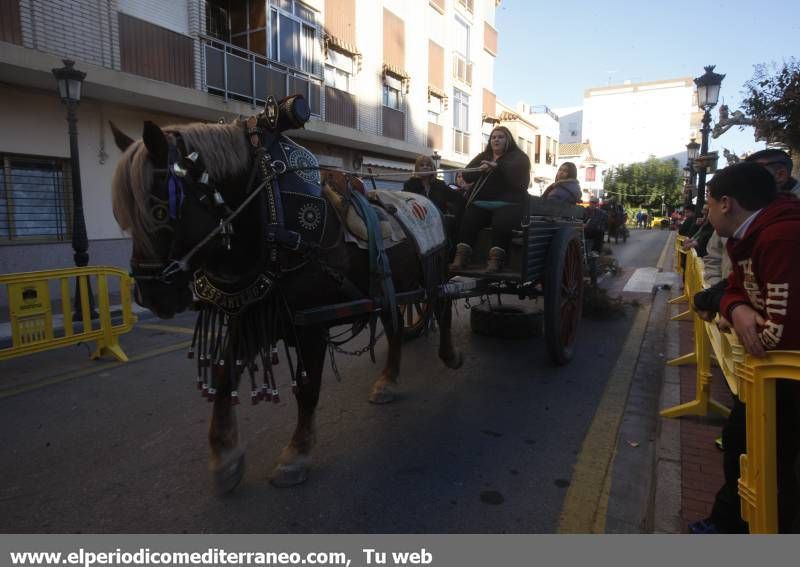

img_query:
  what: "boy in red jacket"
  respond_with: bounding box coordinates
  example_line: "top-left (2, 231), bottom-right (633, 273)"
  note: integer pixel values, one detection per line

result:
top-left (691, 162), bottom-right (800, 533)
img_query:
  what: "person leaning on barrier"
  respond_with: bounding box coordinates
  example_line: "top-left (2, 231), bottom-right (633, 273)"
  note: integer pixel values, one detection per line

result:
top-left (746, 148), bottom-right (800, 196)
top-left (449, 126), bottom-right (531, 273)
top-left (689, 161), bottom-right (800, 534)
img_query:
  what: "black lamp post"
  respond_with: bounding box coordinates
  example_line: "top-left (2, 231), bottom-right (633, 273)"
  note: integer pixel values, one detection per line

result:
top-left (693, 65), bottom-right (725, 210)
top-left (431, 150), bottom-right (442, 179)
top-left (684, 138), bottom-right (700, 206)
top-left (52, 59), bottom-right (95, 318)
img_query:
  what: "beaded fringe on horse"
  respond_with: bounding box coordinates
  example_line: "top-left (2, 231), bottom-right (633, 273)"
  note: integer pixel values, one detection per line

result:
top-left (188, 292), bottom-right (301, 406)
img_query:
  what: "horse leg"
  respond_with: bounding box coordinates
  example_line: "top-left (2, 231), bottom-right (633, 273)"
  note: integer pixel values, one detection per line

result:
top-left (208, 365), bottom-right (245, 495)
top-left (270, 328), bottom-right (326, 487)
top-left (368, 311), bottom-right (403, 404)
top-left (436, 298), bottom-right (463, 369)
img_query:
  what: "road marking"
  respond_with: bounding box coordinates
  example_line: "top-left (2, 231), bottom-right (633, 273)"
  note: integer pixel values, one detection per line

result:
top-left (558, 300), bottom-right (652, 533)
top-left (0, 341), bottom-right (192, 400)
top-left (622, 267), bottom-right (659, 293)
top-left (138, 323), bottom-right (196, 335)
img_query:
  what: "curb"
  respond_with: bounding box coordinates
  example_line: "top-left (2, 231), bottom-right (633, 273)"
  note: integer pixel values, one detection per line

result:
top-left (651, 231), bottom-right (683, 533)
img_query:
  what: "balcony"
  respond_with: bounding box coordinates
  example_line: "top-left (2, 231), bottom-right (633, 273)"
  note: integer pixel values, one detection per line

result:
top-left (382, 107), bottom-right (405, 140)
top-left (201, 36), bottom-right (321, 114)
top-left (325, 86), bottom-right (357, 129)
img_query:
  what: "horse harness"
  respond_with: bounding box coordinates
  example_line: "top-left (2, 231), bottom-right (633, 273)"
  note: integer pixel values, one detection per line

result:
top-left (129, 104), bottom-right (396, 404)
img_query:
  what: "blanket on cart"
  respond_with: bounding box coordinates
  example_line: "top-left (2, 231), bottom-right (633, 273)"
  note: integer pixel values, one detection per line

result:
top-left (340, 191), bottom-right (446, 256)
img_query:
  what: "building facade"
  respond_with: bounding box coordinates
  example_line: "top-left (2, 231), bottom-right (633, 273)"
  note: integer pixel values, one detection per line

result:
top-left (581, 78), bottom-right (702, 167)
top-left (0, 0), bottom-right (501, 276)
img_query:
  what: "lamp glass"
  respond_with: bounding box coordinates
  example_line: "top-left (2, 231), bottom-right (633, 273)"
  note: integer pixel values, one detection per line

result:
top-left (686, 141), bottom-right (700, 160)
top-left (67, 79), bottom-right (82, 102)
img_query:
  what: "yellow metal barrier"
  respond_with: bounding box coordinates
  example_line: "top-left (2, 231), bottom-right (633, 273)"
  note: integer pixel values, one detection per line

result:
top-left (736, 351), bottom-right (800, 533)
top-left (662, 249), bottom-right (731, 418)
top-left (668, 236), bottom-right (690, 316)
top-left (0, 266), bottom-right (136, 362)
top-left (663, 242), bottom-right (800, 532)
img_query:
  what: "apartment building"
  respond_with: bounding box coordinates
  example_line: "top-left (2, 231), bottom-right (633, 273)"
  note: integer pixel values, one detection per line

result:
top-left (0, 0), bottom-right (500, 274)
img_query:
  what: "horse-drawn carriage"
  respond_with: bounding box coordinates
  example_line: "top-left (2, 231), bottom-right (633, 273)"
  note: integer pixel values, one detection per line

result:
top-left (109, 94), bottom-right (585, 493)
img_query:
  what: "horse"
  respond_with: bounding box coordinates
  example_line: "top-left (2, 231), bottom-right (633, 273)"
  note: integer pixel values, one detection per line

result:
top-left (606, 206), bottom-right (628, 244)
top-left (109, 110), bottom-right (463, 493)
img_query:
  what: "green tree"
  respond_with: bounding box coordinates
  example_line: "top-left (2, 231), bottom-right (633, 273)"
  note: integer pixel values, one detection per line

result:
top-left (603, 156), bottom-right (683, 215)
top-left (742, 59), bottom-right (800, 155)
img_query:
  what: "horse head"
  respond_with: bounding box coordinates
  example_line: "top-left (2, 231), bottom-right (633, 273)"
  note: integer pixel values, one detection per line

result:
top-left (110, 120), bottom-right (250, 318)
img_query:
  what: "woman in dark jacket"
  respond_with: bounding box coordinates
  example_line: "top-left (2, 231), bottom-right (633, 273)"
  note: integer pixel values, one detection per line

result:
top-left (449, 126), bottom-right (531, 272)
top-left (542, 162), bottom-right (581, 204)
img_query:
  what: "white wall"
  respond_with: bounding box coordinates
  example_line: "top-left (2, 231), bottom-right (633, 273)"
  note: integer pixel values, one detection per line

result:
top-left (583, 79), bottom-right (695, 166)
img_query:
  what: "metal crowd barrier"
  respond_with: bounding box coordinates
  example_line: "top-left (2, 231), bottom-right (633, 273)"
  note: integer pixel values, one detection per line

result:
top-left (662, 242), bottom-right (800, 533)
top-left (0, 266), bottom-right (136, 362)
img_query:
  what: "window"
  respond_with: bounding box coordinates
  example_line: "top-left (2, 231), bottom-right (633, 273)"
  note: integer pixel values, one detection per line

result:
top-left (428, 95), bottom-right (444, 124)
top-left (270, 0), bottom-right (319, 73)
top-left (457, 0), bottom-right (474, 14)
top-left (383, 74), bottom-right (402, 110)
top-left (208, 0), bottom-right (319, 74)
top-left (586, 166), bottom-right (596, 182)
top-left (0, 155), bottom-right (72, 241)
top-left (452, 16), bottom-right (472, 85)
top-left (545, 136), bottom-right (553, 165)
top-left (324, 48), bottom-right (353, 91)
top-left (454, 16), bottom-right (469, 57)
top-left (453, 88), bottom-right (470, 154)
top-left (535, 135), bottom-right (541, 163)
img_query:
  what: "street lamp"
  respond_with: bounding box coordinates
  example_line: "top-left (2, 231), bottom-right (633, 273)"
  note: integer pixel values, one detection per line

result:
top-left (52, 59), bottom-right (96, 318)
top-left (684, 138), bottom-right (700, 206)
top-left (693, 65), bottom-right (725, 210)
top-left (431, 150), bottom-right (442, 179)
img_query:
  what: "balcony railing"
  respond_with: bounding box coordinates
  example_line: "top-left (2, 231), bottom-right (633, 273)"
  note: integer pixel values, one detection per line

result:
top-left (201, 36), bottom-right (321, 114)
top-left (325, 86), bottom-right (357, 129)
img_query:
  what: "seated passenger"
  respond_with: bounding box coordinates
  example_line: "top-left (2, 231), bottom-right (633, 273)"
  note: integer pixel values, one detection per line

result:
top-left (403, 155), bottom-right (465, 244)
top-left (542, 162), bottom-right (581, 204)
top-left (448, 126), bottom-right (531, 273)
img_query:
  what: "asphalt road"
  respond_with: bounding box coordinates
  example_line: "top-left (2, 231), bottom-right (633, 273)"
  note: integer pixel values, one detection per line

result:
top-left (0, 228), bottom-right (670, 533)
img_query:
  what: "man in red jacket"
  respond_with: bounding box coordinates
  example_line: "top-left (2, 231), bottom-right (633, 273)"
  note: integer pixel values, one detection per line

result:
top-left (691, 162), bottom-right (800, 533)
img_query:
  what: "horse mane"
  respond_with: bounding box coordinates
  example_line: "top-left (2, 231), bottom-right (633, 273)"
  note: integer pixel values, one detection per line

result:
top-left (111, 121), bottom-right (251, 257)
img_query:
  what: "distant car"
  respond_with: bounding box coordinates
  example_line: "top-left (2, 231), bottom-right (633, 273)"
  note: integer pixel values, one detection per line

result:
top-left (651, 216), bottom-right (670, 229)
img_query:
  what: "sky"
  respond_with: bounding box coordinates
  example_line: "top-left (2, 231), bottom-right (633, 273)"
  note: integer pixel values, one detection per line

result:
top-left (494, 0), bottom-right (799, 157)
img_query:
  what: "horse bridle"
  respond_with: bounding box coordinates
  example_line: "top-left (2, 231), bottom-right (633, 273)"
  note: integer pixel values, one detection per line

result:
top-left (129, 126), bottom-right (337, 285)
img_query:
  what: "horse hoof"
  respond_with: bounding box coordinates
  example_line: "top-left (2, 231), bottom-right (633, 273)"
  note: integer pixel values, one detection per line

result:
top-left (442, 349), bottom-right (463, 369)
top-left (270, 462), bottom-right (309, 487)
top-left (212, 448), bottom-right (245, 495)
top-left (368, 381), bottom-right (396, 404)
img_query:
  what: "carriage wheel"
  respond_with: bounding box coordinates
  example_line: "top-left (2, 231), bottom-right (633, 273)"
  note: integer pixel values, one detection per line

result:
top-left (401, 300), bottom-right (430, 340)
top-left (544, 228), bottom-right (584, 365)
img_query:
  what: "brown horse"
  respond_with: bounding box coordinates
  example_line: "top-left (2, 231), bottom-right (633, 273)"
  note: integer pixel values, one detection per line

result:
top-left (110, 118), bottom-right (462, 492)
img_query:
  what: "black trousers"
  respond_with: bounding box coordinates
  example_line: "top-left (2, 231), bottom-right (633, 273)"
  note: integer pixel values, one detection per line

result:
top-left (456, 204), bottom-right (522, 250)
top-left (584, 229), bottom-right (604, 253)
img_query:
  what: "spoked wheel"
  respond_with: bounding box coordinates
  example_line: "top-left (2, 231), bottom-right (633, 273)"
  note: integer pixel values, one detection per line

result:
top-left (401, 300), bottom-right (430, 340)
top-left (544, 228), bottom-right (584, 365)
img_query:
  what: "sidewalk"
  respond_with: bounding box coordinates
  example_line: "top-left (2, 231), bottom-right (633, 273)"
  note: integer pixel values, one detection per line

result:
top-left (650, 234), bottom-right (734, 533)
